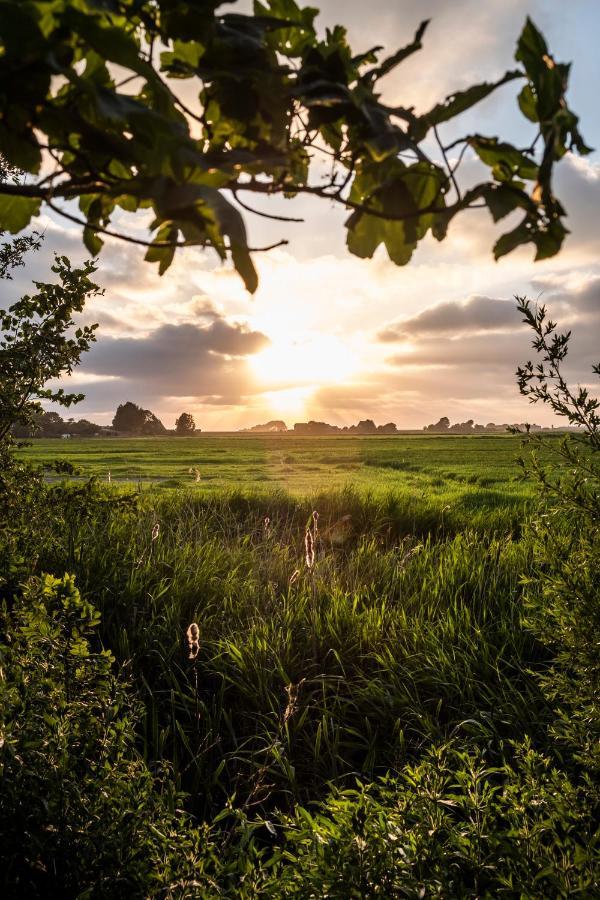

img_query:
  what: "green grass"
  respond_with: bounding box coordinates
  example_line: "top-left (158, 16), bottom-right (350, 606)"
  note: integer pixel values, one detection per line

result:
top-left (19, 433), bottom-right (535, 528)
top-left (8, 434), bottom-right (599, 893)
top-left (17, 436), bottom-right (547, 809)
top-left (31, 476), bottom-right (545, 818)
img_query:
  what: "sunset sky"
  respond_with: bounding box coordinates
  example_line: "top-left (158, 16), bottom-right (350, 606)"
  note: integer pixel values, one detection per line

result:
top-left (13, 0), bottom-right (600, 430)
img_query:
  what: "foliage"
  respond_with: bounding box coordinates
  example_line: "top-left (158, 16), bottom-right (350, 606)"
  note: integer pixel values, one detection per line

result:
top-left (252, 741), bottom-right (598, 897)
top-left (175, 411), bottom-right (196, 435)
top-left (0, 3), bottom-right (590, 290)
top-left (0, 573), bottom-right (215, 897)
top-left (0, 158), bottom-right (41, 278)
top-left (515, 298), bottom-right (600, 776)
top-left (32, 485), bottom-right (540, 816)
top-left (0, 255), bottom-right (101, 442)
top-left (1, 479), bottom-right (598, 896)
top-left (12, 409), bottom-right (103, 438)
top-left (0, 229), bottom-right (109, 596)
top-left (113, 400), bottom-right (167, 435)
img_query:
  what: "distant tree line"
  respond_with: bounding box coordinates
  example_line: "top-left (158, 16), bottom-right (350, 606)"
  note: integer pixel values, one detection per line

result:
top-left (242, 418), bottom-right (549, 435)
top-left (242, 419), bottom-right (399, 435)
top-left (293, 419), bottom-right (399, 435)
top-left (12, 411), bottom-right (103, 438)
top-left (424, 417), bottom-right (543, 433)
top-left (11, 402), bottom-right (199, 437)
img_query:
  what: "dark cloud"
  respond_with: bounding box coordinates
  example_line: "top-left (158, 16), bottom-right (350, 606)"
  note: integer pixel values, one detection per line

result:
top-left (69, 319), bottom-right (269, 417)
top-left (379, 273), bottom-right (600, 345)
top-left (356, 275), bottom-right (600, 426)
top-left (530, 274), bottom-right (600, 319)
top-left (87, 319), bottom-right (267, 381)
top-left (378, 294), bottom-right (523, 341)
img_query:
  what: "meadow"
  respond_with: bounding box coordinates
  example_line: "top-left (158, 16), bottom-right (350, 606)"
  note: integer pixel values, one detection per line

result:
top-left (27, 434), bottom-right (539, 808)
top-left (6, 432), bottom-right (598, 894)
top-left (20, 432), bottom-right (537, 531)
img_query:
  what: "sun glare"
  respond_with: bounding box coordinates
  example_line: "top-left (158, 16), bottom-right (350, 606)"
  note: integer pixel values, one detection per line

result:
top-left (250, 334), bottom-right (357, 389)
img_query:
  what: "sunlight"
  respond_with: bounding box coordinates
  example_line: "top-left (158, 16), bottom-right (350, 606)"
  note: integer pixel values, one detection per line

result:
top-left (250, 334), bottom-right (358, 390)
top-left (260, 386), bottom-right (313, 420)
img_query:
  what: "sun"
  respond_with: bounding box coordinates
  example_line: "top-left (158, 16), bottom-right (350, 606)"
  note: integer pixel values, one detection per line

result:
top-left (250, 334), bottom-right (358, 389)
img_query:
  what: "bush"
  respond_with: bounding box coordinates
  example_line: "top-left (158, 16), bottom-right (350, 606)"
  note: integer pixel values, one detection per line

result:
top-left (254, 742), bottom-right (599, 897)
top-left (516, 296), bottom-right (600, 776)
top-left (0, 574), bottom-right (213, 897)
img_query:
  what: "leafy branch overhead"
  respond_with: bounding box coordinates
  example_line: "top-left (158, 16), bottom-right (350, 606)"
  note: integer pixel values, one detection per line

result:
top-left (0, 1), bottom-right (591, 291)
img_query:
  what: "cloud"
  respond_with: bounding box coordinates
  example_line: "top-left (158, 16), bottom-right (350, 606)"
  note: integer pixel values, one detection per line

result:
top-left (378, 294), bottom-right (523, 340)
top-left (84, 319), bottom-right (268, 392)
top-left (305, 272), bottom-right (598, 430)
top-left (58, 317), bottom-right (270, 425)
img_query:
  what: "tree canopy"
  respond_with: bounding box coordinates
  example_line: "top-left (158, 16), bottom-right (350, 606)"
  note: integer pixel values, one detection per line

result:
top-left (112, 401), bottom-right (166, 435)
top-left (0, 1), bottom-right (590, 292)
top-left (175, 412), bottom-right (196, 435)
top-left (0, 255), bottom-right (100, 442)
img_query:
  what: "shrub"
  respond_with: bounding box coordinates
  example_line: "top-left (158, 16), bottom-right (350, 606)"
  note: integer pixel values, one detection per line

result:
top-left (0, 574), bottom-right (213, 897)
top-left (257, 742), bottom-right (599, 897)
top-left (516, 297), bottom-right (600, 776)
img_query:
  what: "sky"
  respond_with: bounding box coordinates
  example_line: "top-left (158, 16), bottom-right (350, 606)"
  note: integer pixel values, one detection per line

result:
top-left (9, 0), bottom-right (600, 430)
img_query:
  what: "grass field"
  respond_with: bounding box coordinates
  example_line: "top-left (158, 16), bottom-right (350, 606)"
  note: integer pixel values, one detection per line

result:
top-left (17, 434), bottom-right (532, 534)
top-left (19, 432), bottom-right (536, 529)
top-left (7, 430), bottom-right (599, 893)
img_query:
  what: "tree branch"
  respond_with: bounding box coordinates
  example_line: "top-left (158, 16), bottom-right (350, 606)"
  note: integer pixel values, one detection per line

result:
top-left (46, 198), bottom-right (287, 253)
top-left (232, 190), bottom-right (304, 223)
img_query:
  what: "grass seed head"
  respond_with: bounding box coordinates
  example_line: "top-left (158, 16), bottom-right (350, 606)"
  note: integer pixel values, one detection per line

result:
top-left (305, 528), bottom-right (315, 569)
top-left (283, 678), bottom-right (305, 725)
top-left (187, 622), bottom-right (200, 660)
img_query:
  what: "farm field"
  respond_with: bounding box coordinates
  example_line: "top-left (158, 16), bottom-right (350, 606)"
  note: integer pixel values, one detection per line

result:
top-left (8, 432), bottom-right (599, 892)
top-left (11, 426), bottom-right (597, 890)
top-left (19, 432), bottom-right (536, 527)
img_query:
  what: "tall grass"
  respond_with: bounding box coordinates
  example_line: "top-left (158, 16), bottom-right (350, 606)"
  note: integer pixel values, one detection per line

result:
top-left (33, 484), bottom-right (547, 820)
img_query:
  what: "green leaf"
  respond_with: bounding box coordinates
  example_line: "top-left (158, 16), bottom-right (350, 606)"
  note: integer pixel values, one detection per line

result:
top-left (515, 17), bottom-right (549, 79)
top-left (533, 219), bottom-right (568, 260)
top-left (83, 226), bottom-right (103, 257)
top-left (0, 123), bottom-right (43, 174)
top-left (469, 137), bottom-right (538, 182)
top-left (517, 84), bottom-right (538, 123)
top-left (364, 20), bottom-right (429, 83)
top-left (482, 183), bottom-right (534, 222)
top-left (254, 0), bottom-right (318, 56)
top-left (411, 71), bottom-right (522, 140)
top-left (161, 40), bottom-right (205, 77)
top-left (0, 194), bottom-right (41, 233)
top-left (144, 224), bottom-right (178, 276)
top-left (494, 215), bottom-right (567, 261)
top-left (346, 160), bottom-right (447, 266)
top-left (148, 181), bottom-right (258, 290)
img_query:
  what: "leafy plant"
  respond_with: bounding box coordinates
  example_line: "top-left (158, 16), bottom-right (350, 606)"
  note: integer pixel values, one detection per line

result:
top-left (0, 256), bottom-right (101, 442)
top-left (0, 4), bottom-right (590, 290)
top-left (0, 158), bottom-right (41, 278)
top-left (248, 741), bottom-right (598, 896)
top-left (175, 412), bottom-right (197, 436)
top-left (0, 573), bottom-right (215, 897)
top-left (515, 298), bottom-right (600, 776)
top-left (0, 246), bottom-right (105, 593)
